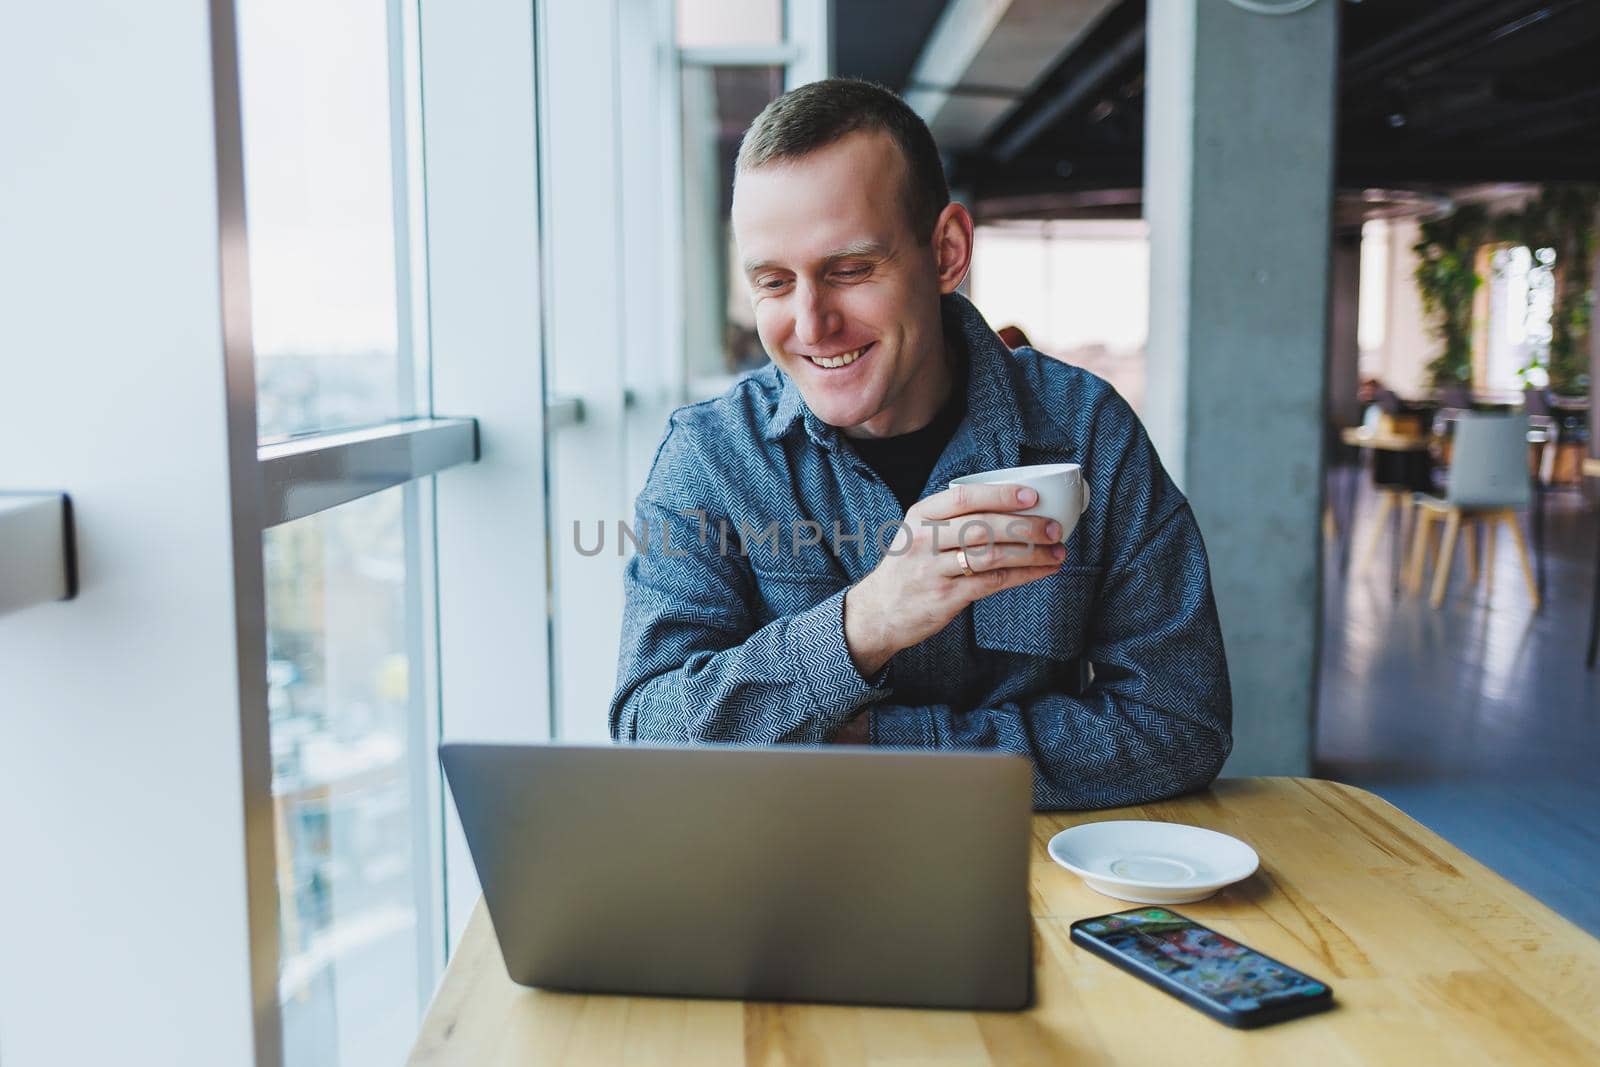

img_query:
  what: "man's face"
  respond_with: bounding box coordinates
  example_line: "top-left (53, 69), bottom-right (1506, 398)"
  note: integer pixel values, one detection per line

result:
top-left (731, 130), bottom-right (968, 437)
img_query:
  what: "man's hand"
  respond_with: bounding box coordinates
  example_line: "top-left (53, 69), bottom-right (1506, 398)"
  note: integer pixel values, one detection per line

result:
top-left (842, 483), bottom-right (1065, 678)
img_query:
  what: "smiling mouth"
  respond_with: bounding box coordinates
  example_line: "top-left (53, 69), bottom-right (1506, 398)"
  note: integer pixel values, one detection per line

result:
top-left (804, 342), bottom-right (873, 370)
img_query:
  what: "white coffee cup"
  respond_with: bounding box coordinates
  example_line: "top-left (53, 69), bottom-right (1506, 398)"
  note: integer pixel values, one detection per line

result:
top-left (949, 462), bottom-right (1090, 544)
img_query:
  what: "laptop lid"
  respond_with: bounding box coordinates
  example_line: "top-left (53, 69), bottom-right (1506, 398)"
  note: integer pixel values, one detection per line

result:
top-left (440, 742), bottom-right (1033, 1010)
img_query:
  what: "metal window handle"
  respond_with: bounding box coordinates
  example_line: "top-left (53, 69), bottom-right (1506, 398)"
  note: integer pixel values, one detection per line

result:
top-left (547, 395), bottom-right (586, 428)
top-left (0, 492), bottom-right (77, 617)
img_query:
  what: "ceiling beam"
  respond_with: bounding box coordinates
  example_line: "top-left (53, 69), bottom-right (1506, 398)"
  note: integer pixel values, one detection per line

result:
top-left (971, 150), bottom-right (1600, 205)
top-left (990, 22), bottom-right (1143, 163)
top-left (1339, 0), bottom-right (1547, 84)
top-left (1489, 107), bottom-right (1600, 148)
top-left (1414, 84), bottom-right (1600, 143)
top-left (903, 0), bottom-right (1120, 152)
top-left (1337, 151), bottom-right (1600, 185)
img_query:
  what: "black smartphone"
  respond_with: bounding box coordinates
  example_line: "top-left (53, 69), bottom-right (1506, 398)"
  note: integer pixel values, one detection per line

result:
top-left (1070, 907), bottom-right (1333, 1028)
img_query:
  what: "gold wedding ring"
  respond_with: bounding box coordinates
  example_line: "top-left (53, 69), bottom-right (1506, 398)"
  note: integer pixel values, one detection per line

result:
top-left (955, 546), bottom-right (976, 577)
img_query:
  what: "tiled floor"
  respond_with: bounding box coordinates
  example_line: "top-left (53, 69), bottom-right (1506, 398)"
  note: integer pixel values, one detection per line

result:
top-left (1314, 473), bottom-right (1600, 936)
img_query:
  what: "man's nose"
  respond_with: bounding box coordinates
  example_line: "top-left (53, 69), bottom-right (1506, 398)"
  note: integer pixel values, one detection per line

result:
top-left (792, 282), bottom-right (837, 349)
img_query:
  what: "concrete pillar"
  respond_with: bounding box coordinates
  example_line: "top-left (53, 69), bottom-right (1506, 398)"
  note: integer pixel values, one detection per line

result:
top-left (1144, 0), bottom-right (1338, 776)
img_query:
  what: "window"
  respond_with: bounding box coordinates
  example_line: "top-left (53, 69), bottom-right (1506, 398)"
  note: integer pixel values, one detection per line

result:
top-left (1486, 244), bottom-right (1557, 391)
top-left (1357, 219), bottom-right (1390, 377)
top-left (238, 0), bottom-right (417, 439)
top-left (267, 485), bottom-right (436, 1066)
top-left (3, 0), bottom-right (544, 1062)
top-left (540, 0), bottom-right (828, 742)
top-left (676, 0), bottom-right (783, 48)
top-left (680, 63), bottom-right (786, 388)
top-left (235, 0), bottom-right (469, 1062)
top-left (970, 220), bottom-right (1151, 412)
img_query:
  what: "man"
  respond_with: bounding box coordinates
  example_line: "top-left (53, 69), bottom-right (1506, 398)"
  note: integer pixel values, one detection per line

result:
top-left (609, 79), bottom-right (1231, 808)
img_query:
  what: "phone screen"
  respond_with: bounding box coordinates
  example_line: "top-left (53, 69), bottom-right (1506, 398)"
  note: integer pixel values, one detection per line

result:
top-left (1073, 908), bottom-right (1329, 1017)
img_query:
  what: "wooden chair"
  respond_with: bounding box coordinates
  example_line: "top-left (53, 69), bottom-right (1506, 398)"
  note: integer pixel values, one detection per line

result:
top-left (1357, 486), bottom-right (1415, 577)
top-left (1354, 439), bottom-right (1433, 581)
top-left (1405, 413), bottom-right (1539, 610)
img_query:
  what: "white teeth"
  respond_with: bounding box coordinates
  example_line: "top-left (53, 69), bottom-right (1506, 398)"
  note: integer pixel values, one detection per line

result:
top-left (810, 345), bottom-right (866, 369)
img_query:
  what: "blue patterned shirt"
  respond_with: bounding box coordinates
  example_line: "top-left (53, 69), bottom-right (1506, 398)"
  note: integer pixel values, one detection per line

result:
top-left (609, 294), bottom-right (1232, 809)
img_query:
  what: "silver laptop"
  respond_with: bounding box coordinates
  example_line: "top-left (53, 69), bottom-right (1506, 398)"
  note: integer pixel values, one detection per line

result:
top-left (439, 742), bottom-right (1033, 1010)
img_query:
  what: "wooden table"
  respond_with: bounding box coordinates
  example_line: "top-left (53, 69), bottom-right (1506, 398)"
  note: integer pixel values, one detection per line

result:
top-left (1338, 426), bottom-right (1433, 453)
top-left (408, 778), bottom-right (1600, 1065)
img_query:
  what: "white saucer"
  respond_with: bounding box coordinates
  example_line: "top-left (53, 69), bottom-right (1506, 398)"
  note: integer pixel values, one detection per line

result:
top-left (1047, 820), bottom-right (1259, 904)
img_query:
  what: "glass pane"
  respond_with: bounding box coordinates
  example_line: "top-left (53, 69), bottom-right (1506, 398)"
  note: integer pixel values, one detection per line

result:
top-left (970, 220), bottom-right (1150, 413)
top-left (266, 484), bottom-right (433, 1066)
top-left (680, 64), bottom-right (785, 384)
top-left (677, 0), bottom-right (783, 48)
top-left (238, 0), bottom-right (412, 438)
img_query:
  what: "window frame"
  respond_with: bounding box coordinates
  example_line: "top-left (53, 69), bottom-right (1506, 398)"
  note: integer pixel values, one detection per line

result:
top-left (212, 0), bottom-right (555, 1059)
top-left (537, 0), bottom-right (832, 745)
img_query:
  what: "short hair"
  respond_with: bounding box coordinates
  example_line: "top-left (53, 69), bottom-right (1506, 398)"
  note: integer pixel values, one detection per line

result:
top-left (736, 78), bottom-right (950, 243)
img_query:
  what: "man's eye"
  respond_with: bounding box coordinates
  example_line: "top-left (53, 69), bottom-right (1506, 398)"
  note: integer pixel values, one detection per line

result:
top-left (833, 267), bottom-right (867, 280)
top-left (758, 277), bottom-right (789, 291)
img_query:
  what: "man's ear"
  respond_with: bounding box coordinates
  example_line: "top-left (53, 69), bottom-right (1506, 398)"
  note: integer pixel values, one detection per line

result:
top-left (932, 202), bottom-right (975, 295)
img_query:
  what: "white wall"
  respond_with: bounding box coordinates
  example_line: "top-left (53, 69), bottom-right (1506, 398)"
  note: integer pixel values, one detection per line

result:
top-left (540, 0), bottom-right (632, 742)
top-left (620, 0), bottom-right (688, 499)
top-left (1373, 218), bottom-right (1437, 397)
top-left (0, 2), bottom-right (260, 1063)
top-left (418, 0), bottom-right (556, 949)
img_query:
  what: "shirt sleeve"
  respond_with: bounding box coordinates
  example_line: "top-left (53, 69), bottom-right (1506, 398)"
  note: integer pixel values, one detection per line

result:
top-left (869, 503), bottom-right (1233, 810)
top-left (608, 490), bottom-right (892, 745)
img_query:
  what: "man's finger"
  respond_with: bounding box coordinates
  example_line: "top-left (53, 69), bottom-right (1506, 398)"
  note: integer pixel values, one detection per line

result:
top-left (918, 482), bottom-right (1038, 521)
top-left (962, 563), bottom-right (1062, 602)
top-left (918, 512), bottom-right (1060, 548)
top-left (955, 542), bottom-right (1064, 575)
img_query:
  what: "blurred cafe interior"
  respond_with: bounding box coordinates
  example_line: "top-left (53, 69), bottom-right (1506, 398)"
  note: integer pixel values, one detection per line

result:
top-left (3, 0), bottom-right (1599, 1064)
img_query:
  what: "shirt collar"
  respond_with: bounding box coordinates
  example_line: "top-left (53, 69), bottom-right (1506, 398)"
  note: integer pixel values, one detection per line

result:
top-left (763, 292), bottom-right (1024, 473)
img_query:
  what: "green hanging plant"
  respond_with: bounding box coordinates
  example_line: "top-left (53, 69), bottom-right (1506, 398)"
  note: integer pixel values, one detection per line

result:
top-left (1494, 184), bottom-right (1598, 397)
top-left (1410, 188), bottom-right (1598, 396)
top-left (1413, 204), bottom-right (1490, 389)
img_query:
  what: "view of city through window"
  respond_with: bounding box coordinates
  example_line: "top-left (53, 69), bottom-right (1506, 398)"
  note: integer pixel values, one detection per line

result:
top-left (236, 0), bottom-right (434, 1063)
top-left (265, 487), bottom-right (424, 1066)
top-left (238, 0), bottom-right (408, 440)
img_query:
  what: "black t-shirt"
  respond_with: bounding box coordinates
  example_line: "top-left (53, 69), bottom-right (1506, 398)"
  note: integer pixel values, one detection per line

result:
top-left (848, 360), bottom-right (968, 514)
